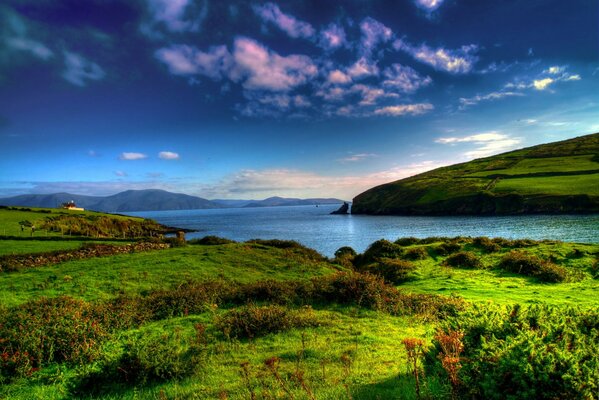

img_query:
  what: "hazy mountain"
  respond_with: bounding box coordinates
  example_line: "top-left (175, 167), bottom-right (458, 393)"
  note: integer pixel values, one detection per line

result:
top-left (241, 196), bottom-right (345, 208)
top-left (0, 189), bottom-right (221, 212)
top-left (352, 133), bottom-right (599, 215)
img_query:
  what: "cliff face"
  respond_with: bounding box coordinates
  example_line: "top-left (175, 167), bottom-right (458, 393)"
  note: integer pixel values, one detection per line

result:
top-left (352, 133), bottom-right (599, 216)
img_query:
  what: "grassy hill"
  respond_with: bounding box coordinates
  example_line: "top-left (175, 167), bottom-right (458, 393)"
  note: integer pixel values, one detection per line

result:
top-left (352, 133), bottom-right (599, 215)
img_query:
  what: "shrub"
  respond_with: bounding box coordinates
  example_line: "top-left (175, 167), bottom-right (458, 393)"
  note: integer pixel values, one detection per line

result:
top-left (247, 239), bottom-right (325, 261)
top-left (403, 246), bottom-right (429, 260)
top-left (472, 237), bottom-right (501, 253)
top-left (498, 251), bottom-right (567, 282)
top-left (426, 305), bottom-right (599, 399)
top-left (334, 246), bottom-right (357, 267)
top-left (443, 252), bottom-right (483, 269)
top-left (395, 237), bottom-right (420, 246)
top-left (188, 236), bottom-right (236, 245)
top-left (354, 239), bottom-right (403, 268)
top-left (435, 241), bottom-right (461, 256)
top-left (215, 305), bottom-right (320, 339)
top-left (369, 258), bottom-right (417, 284)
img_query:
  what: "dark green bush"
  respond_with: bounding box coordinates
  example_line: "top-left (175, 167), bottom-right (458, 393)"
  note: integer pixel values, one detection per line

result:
top-left (443, 251), bottom-right (483, 269)
top-left (334, 246), bottom-right (357, 267)
top-left (499, 251), bottom-right (567, 282)
top-left (395, 237), bottom-right (420, 246)
top-left (435, 241), bottom-right (461, 256)
top-left (354, 239), bottom-right (403, 267)
top-left (188, 236), bottom-right (236, 245)
top-left (215, 304), bottom-right (320, 339)
top-left (247, 239), bottom-right (325, 261)
top-left (368, 258), bottom-right (417, 284)
top-left (426, 305), bottom-right (599, 399)
top-left (403, 246), bottom-right (429, 260)
top-left (472, 237), bottom-right (501, 253)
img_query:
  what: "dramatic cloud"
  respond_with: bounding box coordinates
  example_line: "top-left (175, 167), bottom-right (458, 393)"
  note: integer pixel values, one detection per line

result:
top-left (459, 91), bottom-right (524, 109)
top-left (143, 0), bottom-right (208, 35)
top-left (395, 40), bottom-right (479, 74)
top-left (231, 37), bottom-right (317, 91)
top-left (436, 132), bottom-right (522, 158)
top-left (158, 151), bottom-right (180, 160)
top-left (62, 51), bottom-right (106, 86)
top-left (253, 3), bottom-right (314, 39)
top-left (119, 152), bottom-right (148, 160)
top-left (155, 44), bottom-right (231, 79)
top-left (359, 17), bottom-right (392, 55)
top-left (374, 103), bottom-right (434, 116)
top-left (319, 23), bottom-right (346, 50)
top-left (382, 64), bottom-right (432, 93)
top-left (414, 0), bottom-right (445, 11)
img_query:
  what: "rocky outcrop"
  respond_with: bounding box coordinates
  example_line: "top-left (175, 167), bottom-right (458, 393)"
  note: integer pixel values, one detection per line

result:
top-left (331, 202), bottom-right (350, 215)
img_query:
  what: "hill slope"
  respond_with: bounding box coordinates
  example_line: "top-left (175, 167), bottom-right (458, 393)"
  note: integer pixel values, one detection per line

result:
top-left (0, 189), bottom-right (221, 212)
top-left (352, 133), bottom-right (599, 215)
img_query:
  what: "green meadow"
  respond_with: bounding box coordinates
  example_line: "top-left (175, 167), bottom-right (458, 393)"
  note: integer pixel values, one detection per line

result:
top-left (0, 208), bottom-right (598, 399)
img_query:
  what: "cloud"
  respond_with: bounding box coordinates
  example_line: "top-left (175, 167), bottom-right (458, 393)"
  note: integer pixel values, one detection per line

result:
top-left (351, 84), bottom-right (399, 106)
top-left (414, 0), bottom-right (445, 11)
top-left (382, 64), bottom-right (432, 93)
top-left (533, 78), bottom-right (554, 91)
top-left (338, 153), bottom-right (378, 163)
top-left (436, 132), bottom-right (522, 158)
top-left (253, 3), bottom-right (314, 39)
top-left (5, 37), bottom-right (53, 60)
top-left (359, 17), bottom-right (392, 56)
top-left (395, 40), bottom-right (479, 74)
top-left (544, 66), bottom-right (565, 75)
top-left (155, 44), bottom-right (231, 79)
top-left (158, 151), bottom-right (180, 160)
top-left (373, 103), bottom-right (434, 116)
top-left (237, 93), bottom-right (312, 117)
top-left (459, 91), bottom-right (524, 109)
top-left (2, 8), bottom-right (53, 61)
top-left (62, 51), bottom-right (106, 86)
top-left (119, 152), bottom-right (148, 160)
top-left (319, 23), bottom-right (346, 50)
top-left (347, 57), bottom-right (379, 79)
top-left (143, 0), bottom-right (208, 35)
top-left (505, 66), bottom-right (582, 92)
top-left (327, 69), bottom-right (352, 85)
top-left (231, 37), bottom-right (317, 91)
top-left (114, 170), bottom-right (127, 177)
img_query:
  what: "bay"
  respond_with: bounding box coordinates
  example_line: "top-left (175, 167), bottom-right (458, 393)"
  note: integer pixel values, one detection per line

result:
top-left (128, 205), bottom-right (599, 257)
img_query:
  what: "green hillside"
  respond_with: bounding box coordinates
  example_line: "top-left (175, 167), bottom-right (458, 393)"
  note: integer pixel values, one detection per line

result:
top-left (352, 133), bottom-right (599, 215)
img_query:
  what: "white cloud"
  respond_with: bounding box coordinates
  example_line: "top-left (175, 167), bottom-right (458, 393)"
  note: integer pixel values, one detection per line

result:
top-left (544, 66), bottom-right (565, 75)
top-left (359, 17), bottom-right (392, 55)
top-left (373, 103), bottom-right (434, 116)
top-left (253, 3), bottom-right (314, 39)
top-left (143, 0), bottom-right (208, 35)
top-left (436, 132), bottom-right (522, 158)
top-left (5, 37), bottom-right (53, 60)
top-left (155, 44), bottom-right (231, 79)
top-left (158, 151), bottom-right (180, 160)
top-left (351, 84), bottom-right (398, 106)
top-left (347, 57), bottom-right (379, 79)
top-left (119, 152), bottom-right (148, 160)
top-left (459, 91), bottom-right (524, 108)
top-left (382, 64), bottom-right (432, 93)
top-left (414, 0), bottom-right (445, 11)
top-left (395, 40), bottom-right (479, 74)
top-left (327, 69), bottom-right (352, 85)
top-left (114, 170), bottom-right (128, 177)
top-left (338, 153), bottom-right (378, 163)
top-left (533, 78), bottom-right (554, 91)
top-left (62, 51), bottom-right (105, 86)
top-left (231, 37), bottom-right (317, 91)
top-left (319, 23), bottom-right (346, 50)
top-left (2, 9), bottom-right (53, 60)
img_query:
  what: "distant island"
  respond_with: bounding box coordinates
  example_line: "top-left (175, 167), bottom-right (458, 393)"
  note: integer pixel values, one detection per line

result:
top-left (352, 133), bottom-right (599, 215)
top-left (0, 190), bottom-right (345, 213)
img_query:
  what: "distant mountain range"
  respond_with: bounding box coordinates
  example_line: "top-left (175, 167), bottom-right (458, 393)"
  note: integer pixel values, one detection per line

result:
top-left (0, 190), bottom-right (345, 212)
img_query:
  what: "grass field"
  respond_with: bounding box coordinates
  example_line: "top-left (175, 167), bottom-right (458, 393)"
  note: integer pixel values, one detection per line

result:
top-left (0, 208), bottom-right (597, 399)
top-left (494, 173), bottom-right (599, 195)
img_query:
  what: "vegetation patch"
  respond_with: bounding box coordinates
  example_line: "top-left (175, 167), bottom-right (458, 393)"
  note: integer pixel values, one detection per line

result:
top-left (498, 251), bottom-right (567, 282)
top-left (443, 251), bottom-right (483, 269)
top-left (367, 258), bottom-right (417, 284)
top-left (403, 246), bottom-right (429, 260)
top-left (188, 235), bottom-right (236, 245)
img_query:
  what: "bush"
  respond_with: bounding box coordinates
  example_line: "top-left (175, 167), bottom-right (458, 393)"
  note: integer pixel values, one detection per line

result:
top-left (369, 258), bottom-right (417, 284)
top-left (188, 236), bottom-right (236, 245)
top-left (443, 251), bottom-right (483, 269)
top-left (435, 241), bottom-right (461, 256)
top-left (215, 305), bottom-right (320, 339)
top-left (426, 305), bottom-right (599, 399)
top-left (472, 237), bottom-right (501, 253)
top-left (498, 251), bottom-right (567, 282)
top-left (247, 239), bottom-right (325, 261)
top-left (403, 246), bottom-right (429, 260)
top-left (334, 246), bottom-right (357, 267)
top-left (395, 237), bottom-right (420, 246)
top-left (354, 239), bottom-right (403, 268)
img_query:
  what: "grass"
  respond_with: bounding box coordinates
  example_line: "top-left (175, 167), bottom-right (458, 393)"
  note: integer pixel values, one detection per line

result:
top-left (466, 154), bottom-right (599, 177)
top-left (494, 173), bottom-right (599, 195)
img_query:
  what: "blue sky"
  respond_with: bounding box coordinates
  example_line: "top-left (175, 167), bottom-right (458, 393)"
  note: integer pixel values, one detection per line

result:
top-left (1, 0), bottom-right (598, 200)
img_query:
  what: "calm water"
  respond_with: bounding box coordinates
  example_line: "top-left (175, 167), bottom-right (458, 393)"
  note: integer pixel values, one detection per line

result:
top-left (128, 205), bottom-right (599, 257)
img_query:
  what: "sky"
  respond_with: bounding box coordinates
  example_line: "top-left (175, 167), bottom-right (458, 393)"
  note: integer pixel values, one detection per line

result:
top-left (1, 0), bottom-right (598, 200)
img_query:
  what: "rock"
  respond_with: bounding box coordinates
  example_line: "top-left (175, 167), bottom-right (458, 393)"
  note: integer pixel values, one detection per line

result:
top-left (331, 202), bottom-right (350, 215)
